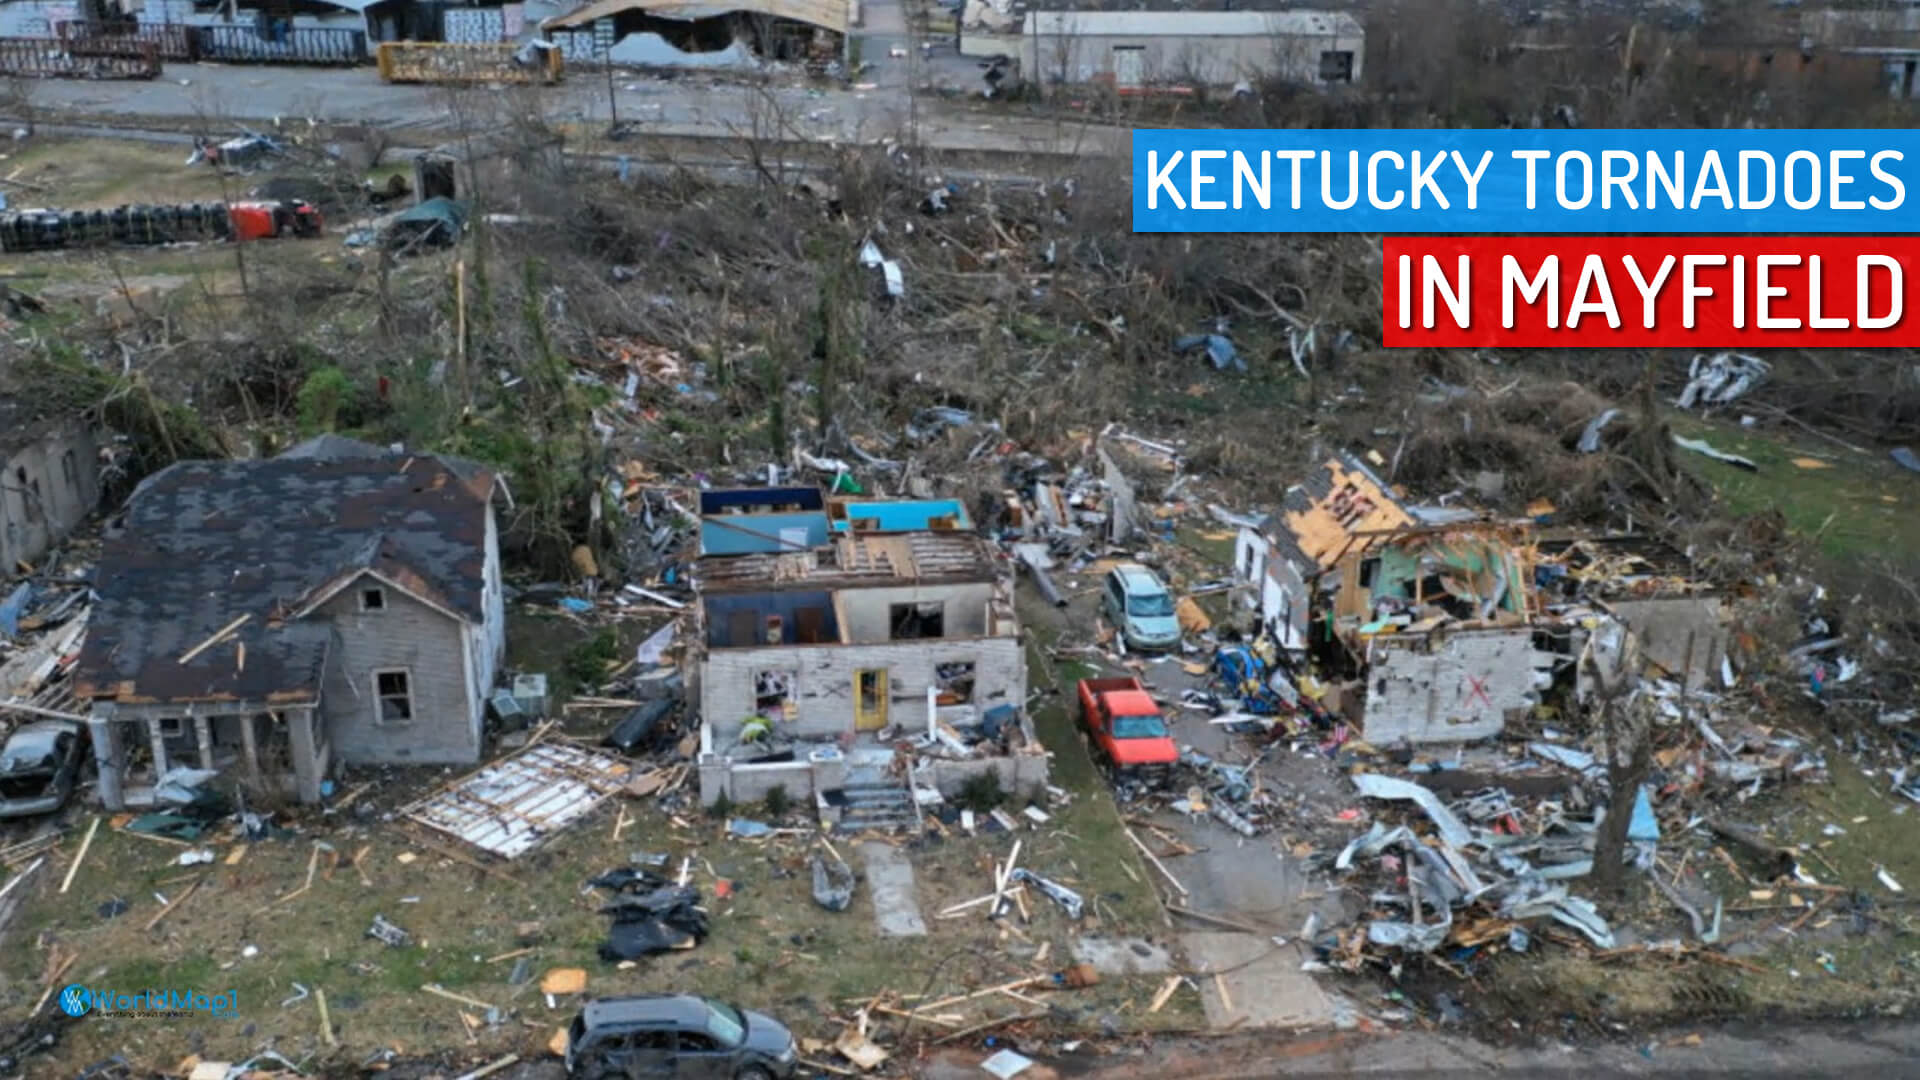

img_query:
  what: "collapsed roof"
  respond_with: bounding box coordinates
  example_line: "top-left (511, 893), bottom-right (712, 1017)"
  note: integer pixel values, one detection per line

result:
top-left (545, 0), bottom-right (852, 33)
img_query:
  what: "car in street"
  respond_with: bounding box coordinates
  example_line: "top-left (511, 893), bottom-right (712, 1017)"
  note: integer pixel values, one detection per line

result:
top-left (0, 718), bottom-right (88, 819)
top-left (1101, 563), bottom-right (1182, 651)
top-left (564, 994), bottom-right (798, 1080)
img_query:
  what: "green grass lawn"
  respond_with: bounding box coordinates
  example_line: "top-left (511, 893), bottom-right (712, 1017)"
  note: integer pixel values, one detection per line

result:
top-left (1668, 414), bottom-right (1920, 562)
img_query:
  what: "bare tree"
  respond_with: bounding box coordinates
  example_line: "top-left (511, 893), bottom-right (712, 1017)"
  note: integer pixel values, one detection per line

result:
top-left (1582, 619), bottom-right (1652, 898)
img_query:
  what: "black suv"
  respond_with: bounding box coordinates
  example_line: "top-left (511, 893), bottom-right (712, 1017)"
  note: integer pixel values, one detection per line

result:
top-left (565, 994), bottom-right (798, 1080)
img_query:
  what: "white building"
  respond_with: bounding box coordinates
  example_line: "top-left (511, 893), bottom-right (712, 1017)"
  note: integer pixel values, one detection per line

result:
top-left (1018, 7), bottom-right (1364, 92)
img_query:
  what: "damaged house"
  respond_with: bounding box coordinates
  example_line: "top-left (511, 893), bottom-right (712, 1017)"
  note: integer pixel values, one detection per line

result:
top-left (540, 0), bottom-right (847, 68)
top-left (688, 488), bottom-right (1044, 823)
top-left (1233, 452), bottom-right (1414, 654)
top-left (74, 437), bottom-right (506, 809)
top-left (1534, 535), bottom-right (1730, 697)
top-left (1322, 522), bottom-right (1556, 746)
top-left (1234, 455), bottom-right (1555, 745)
top-left (0, 400), bottom-right (103, 576)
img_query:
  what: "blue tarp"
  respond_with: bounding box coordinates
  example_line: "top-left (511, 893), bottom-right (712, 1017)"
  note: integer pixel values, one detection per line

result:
top-left (0, 582), bottom-right (30, 638)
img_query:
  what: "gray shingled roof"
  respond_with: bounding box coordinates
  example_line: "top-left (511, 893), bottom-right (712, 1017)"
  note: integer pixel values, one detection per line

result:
top-left (75, 451), bottom-right (493, 705)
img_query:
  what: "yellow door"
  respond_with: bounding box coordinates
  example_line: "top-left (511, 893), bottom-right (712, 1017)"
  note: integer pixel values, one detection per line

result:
top-left (854, 670), bottom-right (888, 731)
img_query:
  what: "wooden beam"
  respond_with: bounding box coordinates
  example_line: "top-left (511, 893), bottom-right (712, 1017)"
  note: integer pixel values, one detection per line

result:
top-left (59, 816), bottom-right (100, 894)
top-left (0, 698), bottom-right (91, 723)
top-left (177, 614), bottom-right (251, 666)
top-left (1125, 826), bottom-right (1189, 897)
top-left (143, 878), bottom-right (201, 931)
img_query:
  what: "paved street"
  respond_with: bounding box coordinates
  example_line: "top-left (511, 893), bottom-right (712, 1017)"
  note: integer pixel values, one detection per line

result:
top-left (12, 63), bottom-right (1126, 158)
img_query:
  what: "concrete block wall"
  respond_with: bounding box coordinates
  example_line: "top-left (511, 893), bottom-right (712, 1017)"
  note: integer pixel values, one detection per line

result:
top-left (699, 635), bottom-right (1026, 748)
top-left (926, 749), bottom-right (1049, 801)
top-left (712, 759), bottom-right (816, 806)
top-left (1362, 629), bottom-right (1550, 745)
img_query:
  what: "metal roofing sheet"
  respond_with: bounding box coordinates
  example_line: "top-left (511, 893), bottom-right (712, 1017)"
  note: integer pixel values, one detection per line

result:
top-left (402, 741), bottom-right (631, 859)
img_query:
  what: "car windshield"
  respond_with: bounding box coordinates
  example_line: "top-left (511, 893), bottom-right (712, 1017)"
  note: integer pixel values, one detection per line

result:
top-left (705, 1000), bottom-right (746, 1047)
top-left (1112, 713), bottom-right (1168, 739)
top-left (0, 740), bottom-right (56, 775)
top-left (1127, 592), bottom-right (1174, 618)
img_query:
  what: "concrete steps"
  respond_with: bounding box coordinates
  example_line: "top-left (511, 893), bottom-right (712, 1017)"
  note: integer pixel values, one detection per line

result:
top-left (835, 782), bottom-right (917, 833)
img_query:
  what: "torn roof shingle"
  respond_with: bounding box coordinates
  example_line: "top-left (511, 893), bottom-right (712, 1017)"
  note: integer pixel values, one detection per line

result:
top-left (1267, 453), bottom-right (1414, 573)
top-left (75, 451), bottom-right (493, 705)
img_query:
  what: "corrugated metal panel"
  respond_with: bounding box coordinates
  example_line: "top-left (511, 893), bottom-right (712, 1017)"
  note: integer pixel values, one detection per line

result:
top-left (403, 741), bottom-right (631, 858)
top-left (1029, 10), bottom-right (1361, 38)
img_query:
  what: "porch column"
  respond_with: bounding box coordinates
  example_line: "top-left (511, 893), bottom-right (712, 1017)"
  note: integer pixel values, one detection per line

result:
top-left (287, 706), bottom-right (323, 804)
top-left (147, 717), bottom-right (170, 780)
top-left (88, 715), bottom-right (124, 811)
top-left (192, 713), bottom-right (215, 771)
top-left (239, 712), bottom-right (263, 787)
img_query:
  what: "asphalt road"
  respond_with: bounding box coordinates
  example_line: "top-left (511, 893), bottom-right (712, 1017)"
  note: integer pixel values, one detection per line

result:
top-left (12, 64), bottom-right (1126, 159)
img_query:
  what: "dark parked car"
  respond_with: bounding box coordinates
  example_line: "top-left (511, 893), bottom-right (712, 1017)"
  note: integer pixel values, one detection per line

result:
top-left (565, 994), bottom-right (797, 1080)
top-left (0, 719), bottom-right (88, 819)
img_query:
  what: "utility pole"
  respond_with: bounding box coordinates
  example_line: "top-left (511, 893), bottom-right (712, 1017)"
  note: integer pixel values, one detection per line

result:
top-left (601, 21), bottom-right (620, 136)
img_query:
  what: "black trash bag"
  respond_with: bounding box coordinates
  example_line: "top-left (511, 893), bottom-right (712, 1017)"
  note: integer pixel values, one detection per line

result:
top-left (588, 867), bottom-right (671, 894)
top-left (598, 885), bottom-right (702, 920)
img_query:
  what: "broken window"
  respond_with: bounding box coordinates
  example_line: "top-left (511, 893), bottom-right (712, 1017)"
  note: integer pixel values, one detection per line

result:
top-left (361, 587), bottom-right (386, 612)
top-left (935, 661), bottom-right (976, 705)
top-left (753, 670), bottom-right (796, 718)
top-left (889, 602), bottom-right (945, 640)
top-left (1318, 49), bottom-right (1354, 83)
top-left (15, 468), bottom-right (38, 523)
top-left (375, 670), bottom-right (414, 724)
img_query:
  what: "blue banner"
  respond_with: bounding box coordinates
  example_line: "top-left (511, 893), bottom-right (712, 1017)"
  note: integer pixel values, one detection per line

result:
top-left (1130, 130), bottom-right (1920, 234)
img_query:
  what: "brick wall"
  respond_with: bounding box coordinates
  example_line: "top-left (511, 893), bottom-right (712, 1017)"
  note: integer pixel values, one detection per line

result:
top-left (700, 635), bottom-right (1026, 746)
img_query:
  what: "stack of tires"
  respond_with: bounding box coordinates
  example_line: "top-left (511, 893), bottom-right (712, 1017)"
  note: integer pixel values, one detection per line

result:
top-left (0, 202), bottom-right (232, 252)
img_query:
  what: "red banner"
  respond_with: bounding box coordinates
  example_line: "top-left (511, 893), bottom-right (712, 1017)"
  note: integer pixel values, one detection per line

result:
top-left (1382, 236), bottom-right (1920, 348)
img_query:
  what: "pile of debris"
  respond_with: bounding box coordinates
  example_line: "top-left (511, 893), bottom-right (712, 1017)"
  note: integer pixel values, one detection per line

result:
top-left (1, 576), bottom-right (92, 742)
top-left (589, 863), bottom-right (711, 962)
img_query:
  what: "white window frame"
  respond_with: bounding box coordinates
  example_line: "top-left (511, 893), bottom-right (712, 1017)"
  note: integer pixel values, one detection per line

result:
top-left (373, 668), bottom-right (415, 726)
top-left (360, 587), bottom-right (387, 612)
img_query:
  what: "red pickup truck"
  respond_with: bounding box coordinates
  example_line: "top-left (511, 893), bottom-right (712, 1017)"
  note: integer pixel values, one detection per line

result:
top-left (1077, 676), bottom-right (1178, 775)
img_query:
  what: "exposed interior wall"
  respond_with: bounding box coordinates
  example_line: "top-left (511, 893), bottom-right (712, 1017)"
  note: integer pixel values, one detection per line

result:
top-left (700, 634), bottom-right (1025, 748)
top-left (1361, 629), bottom-right (1552, 745)
top-left (313, 576), bottom-right (480, 765)
top-left (837, 583), bottom-right (993, 644)
top-left (700, 511), bottom-right (831, 555)
top-left (704, 590), bottom-right (839, 647)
